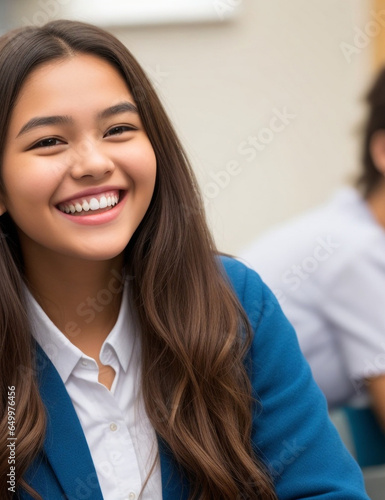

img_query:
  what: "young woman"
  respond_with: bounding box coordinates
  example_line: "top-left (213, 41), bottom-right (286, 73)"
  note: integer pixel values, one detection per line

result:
top-left (0, 20), bottom-right (369, 500)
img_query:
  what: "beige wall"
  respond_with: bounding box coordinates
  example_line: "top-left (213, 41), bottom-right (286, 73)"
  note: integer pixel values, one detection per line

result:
top-left (9, 0), bottom-right (372, 254)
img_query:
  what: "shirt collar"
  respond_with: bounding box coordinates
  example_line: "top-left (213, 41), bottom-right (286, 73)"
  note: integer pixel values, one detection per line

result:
top-left (24, 280), bottom-right (136, 384)
top-left (101, 283), bottom-right (138, 373)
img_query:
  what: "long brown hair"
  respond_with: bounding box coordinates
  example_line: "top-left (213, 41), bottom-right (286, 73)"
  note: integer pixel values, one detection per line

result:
top-left (0, 20), bottom-right (277, 499)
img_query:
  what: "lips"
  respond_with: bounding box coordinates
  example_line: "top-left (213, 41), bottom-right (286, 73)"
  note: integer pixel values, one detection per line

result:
top-left (57, 190), bottom-right (120, 215)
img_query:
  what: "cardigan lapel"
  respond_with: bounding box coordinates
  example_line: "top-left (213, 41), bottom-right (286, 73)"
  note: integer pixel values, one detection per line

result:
top-left (35, 344), bottom-right (191, 500)
top-left (35, 344), bottom-right (104, 500)
top-left (158, 437), bottom-right (190, 500)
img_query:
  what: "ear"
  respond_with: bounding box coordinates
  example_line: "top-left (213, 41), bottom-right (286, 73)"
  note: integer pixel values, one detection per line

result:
top-left (370, 130), bottom-right (385, 175)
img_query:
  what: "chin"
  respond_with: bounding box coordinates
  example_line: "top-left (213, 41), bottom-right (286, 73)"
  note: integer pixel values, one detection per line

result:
top-left (60, 244), bottom-right (127, 263)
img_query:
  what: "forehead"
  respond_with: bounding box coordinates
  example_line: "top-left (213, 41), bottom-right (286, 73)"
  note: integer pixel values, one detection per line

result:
top-left (11, 54), bottom-right (133, 123)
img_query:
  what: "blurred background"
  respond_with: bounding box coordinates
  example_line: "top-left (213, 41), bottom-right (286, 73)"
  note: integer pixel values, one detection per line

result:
top-left (1, 0), bottom-right (378, 256)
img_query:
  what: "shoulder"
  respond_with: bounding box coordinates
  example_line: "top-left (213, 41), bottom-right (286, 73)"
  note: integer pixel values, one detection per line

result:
top-left (219, 255), bottom-right (260, 291)
top-left (241, 188), bottom-right (385, 293)
top-left (218, 255), bottom-right (264, 304)
top-left (218, 255), bottom-right (278, 331)
top-left (242, 188), bottom-right (374, 260)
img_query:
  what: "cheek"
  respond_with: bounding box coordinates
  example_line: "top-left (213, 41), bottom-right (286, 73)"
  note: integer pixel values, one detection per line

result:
top-left (122, 143), bottom-right (157, 187)
top-left (4, 174), bottom-right (52, 208)
top-left (2, 157), bottom-right (66, 207)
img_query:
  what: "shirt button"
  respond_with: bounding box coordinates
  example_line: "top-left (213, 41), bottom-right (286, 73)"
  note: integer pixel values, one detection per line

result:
top-left (81, 360), bottom-right (88, 366)
top-left (109, 422), bottom-right (118, 432)
top-left (128, 493), bottom-right (136, 500)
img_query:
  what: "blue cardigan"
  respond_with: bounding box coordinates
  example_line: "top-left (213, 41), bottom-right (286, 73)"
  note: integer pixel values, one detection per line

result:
top-left (21, 257), bottom-right (369, 499)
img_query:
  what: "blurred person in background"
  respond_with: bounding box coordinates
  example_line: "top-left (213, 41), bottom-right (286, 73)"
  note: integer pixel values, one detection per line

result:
top-left (241, 66), bottom-right (385, 431)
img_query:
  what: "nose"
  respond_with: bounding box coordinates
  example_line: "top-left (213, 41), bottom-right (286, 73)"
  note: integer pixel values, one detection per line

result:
top-left (69, 139), bottom-right (115, 180)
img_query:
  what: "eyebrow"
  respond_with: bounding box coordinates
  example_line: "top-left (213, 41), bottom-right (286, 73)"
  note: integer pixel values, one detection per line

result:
top-left (98, 101), bottom-right (138, 120)
top-left (17, 115), bottom-right (73, 137)
top-left (16, 101), bottom-right (139, 138)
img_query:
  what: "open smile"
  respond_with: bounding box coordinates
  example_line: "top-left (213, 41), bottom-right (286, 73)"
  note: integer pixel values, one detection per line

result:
top-left (56, 189), bottom-right (127, 225)
top-left (57, 190), bottom-right (121, 216)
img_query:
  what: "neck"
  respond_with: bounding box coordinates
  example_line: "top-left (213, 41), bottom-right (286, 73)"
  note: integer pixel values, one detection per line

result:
top-left (367, 179), bottom-right (385, 229)
top-left (24, 251), bottom-right (125, 354)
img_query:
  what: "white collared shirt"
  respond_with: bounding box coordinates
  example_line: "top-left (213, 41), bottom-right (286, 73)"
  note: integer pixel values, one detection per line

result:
top-left (25, 282), bottom-right (162, 500)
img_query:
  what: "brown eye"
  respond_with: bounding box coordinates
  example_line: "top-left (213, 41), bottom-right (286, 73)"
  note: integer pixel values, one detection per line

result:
top-left (105, 125), bottom-right (136, 137)
top-left (31, 138), bottom-right (64, 149)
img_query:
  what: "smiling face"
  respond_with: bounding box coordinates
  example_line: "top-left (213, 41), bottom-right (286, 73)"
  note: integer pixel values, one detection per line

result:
top-left (0, 54), bottom-right (157, 267)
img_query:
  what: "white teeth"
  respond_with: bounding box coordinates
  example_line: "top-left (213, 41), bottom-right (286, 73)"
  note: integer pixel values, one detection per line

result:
top-left (89, 198), bottom-right (100, 211)
top-left (99, 196), bottom-right (107, 209)
top-left (59, 192), bottom-right (120, 214)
